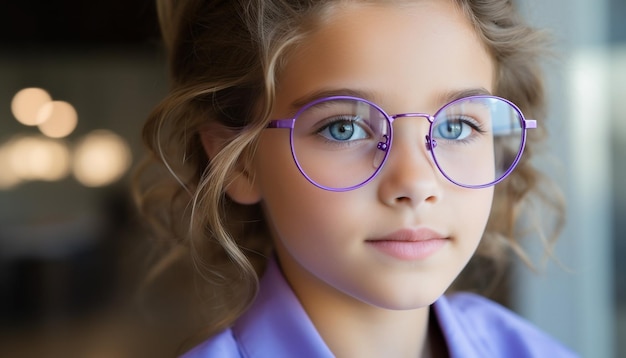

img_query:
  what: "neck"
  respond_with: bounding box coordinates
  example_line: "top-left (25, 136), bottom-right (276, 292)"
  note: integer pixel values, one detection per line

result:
top-left (278, 261), bottom-right (441, 358)
top-left (309, 298), bottom-right (433, 358)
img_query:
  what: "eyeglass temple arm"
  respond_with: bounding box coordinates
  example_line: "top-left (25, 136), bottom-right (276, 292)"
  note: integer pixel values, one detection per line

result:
top-left (267, 119), bottom-right (295, 129)
top-left (492, 119), bottom-right (536, 135)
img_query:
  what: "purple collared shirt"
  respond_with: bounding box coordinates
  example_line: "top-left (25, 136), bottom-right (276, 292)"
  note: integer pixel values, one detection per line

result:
top-left (182, 260), bottom-right (578, 357)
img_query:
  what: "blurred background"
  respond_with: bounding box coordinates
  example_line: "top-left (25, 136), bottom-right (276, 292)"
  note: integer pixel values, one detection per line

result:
top-left (0, 0), bottom-right (623, 357)
top-left (0, 1), bottom-right (176, 357)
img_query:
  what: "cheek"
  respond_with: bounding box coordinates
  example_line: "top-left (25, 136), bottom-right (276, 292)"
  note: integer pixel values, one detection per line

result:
top-left (254, 133), bottom-right (341, 241)
top-left (254, 133), bottom-right (374, 270)
top-left (452, 186), bottom-right (494, 247)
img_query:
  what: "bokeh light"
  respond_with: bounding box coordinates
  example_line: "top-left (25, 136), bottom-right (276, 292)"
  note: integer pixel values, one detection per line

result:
top-left (10, 87), bottom-right (53, 126)
top-left (5, 135), bottom-right (71, 182)
top-left (0, 143), bottom-right (23, 189)
top-left (72, 130), bottom-right (132, 187)
top-left (37, 100), bottom-right (78, 138)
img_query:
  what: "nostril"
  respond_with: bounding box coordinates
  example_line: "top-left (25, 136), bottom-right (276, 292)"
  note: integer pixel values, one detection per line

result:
top-left (395, 196), bottom-right (409, 204)
top-left (394, 193), bottom-right (438, 206)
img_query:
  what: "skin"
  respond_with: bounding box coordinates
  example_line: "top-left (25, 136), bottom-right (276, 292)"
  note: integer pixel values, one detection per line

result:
top-left (215, 0), bottom-right (496, 356)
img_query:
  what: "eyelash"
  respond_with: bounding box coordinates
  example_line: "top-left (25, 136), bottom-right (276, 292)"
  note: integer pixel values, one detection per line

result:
top-left (434, 115), bottom-right (486, 143)
top-left (313, 116), bottom-right (373, 143)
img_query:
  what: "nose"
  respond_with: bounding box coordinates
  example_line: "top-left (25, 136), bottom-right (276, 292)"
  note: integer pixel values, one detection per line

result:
top-left (377, 116), bottom-right (442, 209)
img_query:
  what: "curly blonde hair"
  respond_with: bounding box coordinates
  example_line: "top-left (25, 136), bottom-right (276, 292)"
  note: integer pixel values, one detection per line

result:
top-left (134, 0), bottom-right (563, 346)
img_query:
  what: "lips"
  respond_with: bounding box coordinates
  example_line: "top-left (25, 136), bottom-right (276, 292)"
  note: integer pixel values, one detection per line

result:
top-left (365, 228), bottom-right (448, 260)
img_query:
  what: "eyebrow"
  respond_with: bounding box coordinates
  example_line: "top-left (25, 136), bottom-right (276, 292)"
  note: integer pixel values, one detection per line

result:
top-left (436, 87), bottom-right (493, 104)
top-left (289, 86), bottom-right (493, 112)
top-left (290, 88), bottom-right (381, 111)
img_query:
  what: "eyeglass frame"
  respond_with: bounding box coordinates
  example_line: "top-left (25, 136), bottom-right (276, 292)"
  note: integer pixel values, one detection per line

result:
top-left (266, 95), bottom-right (537, 192)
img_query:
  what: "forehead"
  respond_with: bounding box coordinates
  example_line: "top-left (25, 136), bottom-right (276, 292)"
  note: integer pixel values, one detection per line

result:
top-left (275, 0), bottom-right (494, 112)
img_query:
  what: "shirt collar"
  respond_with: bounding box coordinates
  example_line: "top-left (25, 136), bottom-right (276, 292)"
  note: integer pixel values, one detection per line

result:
top-left (232, 259), bottom-right (335, 358)
top-left (432, 294), bottom-right (488, 358)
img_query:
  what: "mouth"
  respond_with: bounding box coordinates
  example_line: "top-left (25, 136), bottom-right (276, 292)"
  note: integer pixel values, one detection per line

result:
top-left (365, 228), bottom-right (449, 261)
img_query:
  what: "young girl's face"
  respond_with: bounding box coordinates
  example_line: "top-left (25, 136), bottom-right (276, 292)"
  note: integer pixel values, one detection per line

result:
top-left (237, 0), bottom-right (495, 310)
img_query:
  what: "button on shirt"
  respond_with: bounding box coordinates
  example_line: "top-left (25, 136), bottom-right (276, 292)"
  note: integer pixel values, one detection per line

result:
top-left (182, 260), bottom-right (578, 358)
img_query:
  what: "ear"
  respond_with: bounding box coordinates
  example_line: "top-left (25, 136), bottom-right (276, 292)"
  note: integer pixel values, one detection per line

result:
top-left (199, 124), bottom-right (262, 205)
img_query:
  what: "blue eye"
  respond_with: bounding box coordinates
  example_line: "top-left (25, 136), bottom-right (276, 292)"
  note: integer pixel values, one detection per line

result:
top-left (434, 116), bottom-right (477, 140)
top-left (317, 116), bottom-right (370, 142)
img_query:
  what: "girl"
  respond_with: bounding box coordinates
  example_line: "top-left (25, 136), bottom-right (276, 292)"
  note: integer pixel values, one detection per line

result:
top-left (136, 0), bottom-right (576, 356)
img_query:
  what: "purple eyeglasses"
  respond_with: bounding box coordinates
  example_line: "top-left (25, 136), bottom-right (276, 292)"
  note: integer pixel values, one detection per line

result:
top-left (267, 95), bottom-right (536, 191)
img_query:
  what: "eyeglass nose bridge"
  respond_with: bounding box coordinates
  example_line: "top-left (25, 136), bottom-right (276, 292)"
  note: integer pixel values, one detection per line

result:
top-left (383, 113), bottom-right (437, 152)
